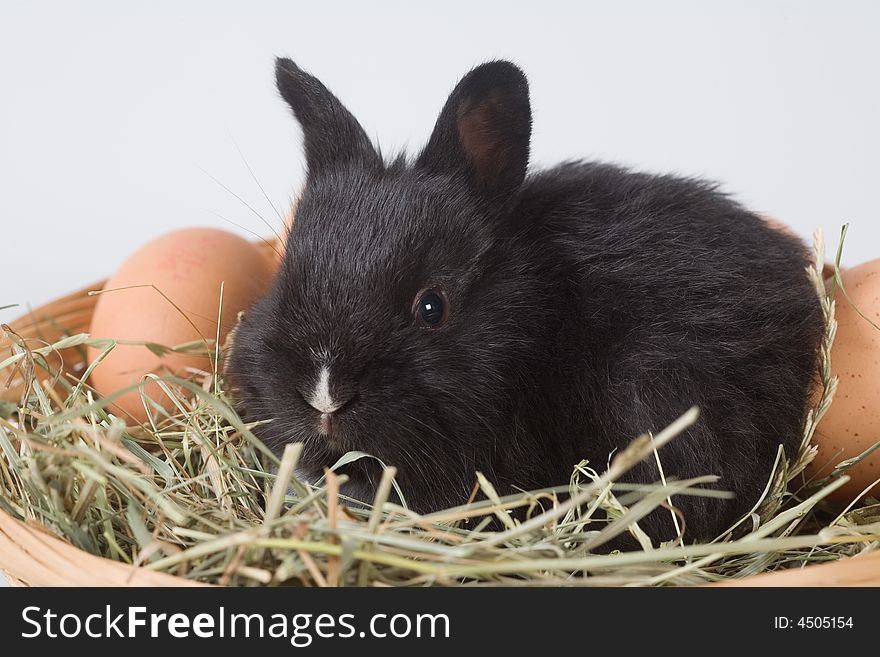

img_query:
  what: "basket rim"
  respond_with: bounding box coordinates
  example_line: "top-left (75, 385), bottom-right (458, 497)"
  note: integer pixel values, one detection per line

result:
top-left (3, 504), bottom-right (878, 587)
top-left (0, 507), bottom-right (208, 587)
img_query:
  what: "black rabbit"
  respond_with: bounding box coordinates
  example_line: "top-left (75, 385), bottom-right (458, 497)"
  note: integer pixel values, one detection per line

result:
top-left (227, 58), bottom-right (823, 545)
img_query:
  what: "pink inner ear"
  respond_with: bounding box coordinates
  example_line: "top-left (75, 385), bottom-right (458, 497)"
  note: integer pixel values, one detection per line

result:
top-left (456, 92), bottom-right (509, 188)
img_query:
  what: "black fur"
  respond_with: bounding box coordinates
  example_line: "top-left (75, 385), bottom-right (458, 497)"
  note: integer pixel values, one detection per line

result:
top-left (227, 58), bottom-right (823, 545)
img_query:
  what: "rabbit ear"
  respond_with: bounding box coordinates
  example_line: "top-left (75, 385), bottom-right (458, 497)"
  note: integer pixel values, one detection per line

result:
top-left (275, 58), bottom-right (381, 177)
top-left (417, 61), bottom-right (531, 198)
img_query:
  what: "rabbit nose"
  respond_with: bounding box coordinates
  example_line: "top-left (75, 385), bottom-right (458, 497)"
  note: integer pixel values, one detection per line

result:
top-left (308, 394), bottom-right (354, 415)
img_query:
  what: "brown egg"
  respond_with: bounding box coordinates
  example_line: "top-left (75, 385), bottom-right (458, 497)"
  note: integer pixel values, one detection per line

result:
top-left (808, 260), bottom-right (880, 501)
top-left (87, 228), bottom-right (275, 422)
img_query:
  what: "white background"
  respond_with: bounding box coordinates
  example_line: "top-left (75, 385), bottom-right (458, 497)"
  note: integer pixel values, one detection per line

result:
top-left (1, 0), bottom-right (878, 317)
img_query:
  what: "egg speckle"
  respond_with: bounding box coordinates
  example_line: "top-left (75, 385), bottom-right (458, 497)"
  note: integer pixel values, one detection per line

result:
top-left (808, 259), bottom-right (880, 501)
top-left (87, 228), bottom-right (275, 422)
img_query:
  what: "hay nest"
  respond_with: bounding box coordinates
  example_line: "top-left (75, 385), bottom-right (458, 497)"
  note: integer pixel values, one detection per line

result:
top-left (1, 231), bottom-right (878, 587)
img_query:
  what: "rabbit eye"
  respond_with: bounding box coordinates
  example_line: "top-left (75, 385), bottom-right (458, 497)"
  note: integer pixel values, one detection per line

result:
top-left (414, 288), bottom-right (448, 327)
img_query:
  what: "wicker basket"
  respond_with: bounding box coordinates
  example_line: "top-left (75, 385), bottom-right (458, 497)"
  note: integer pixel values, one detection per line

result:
top-left (0, 241), bottom-right (281, 587)
top-left (0, 509), bottom-right (205, 586)
top-left (0, 243), bottom-right (874, 587)
top-left (0, 273), bottom-right (221, 586)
